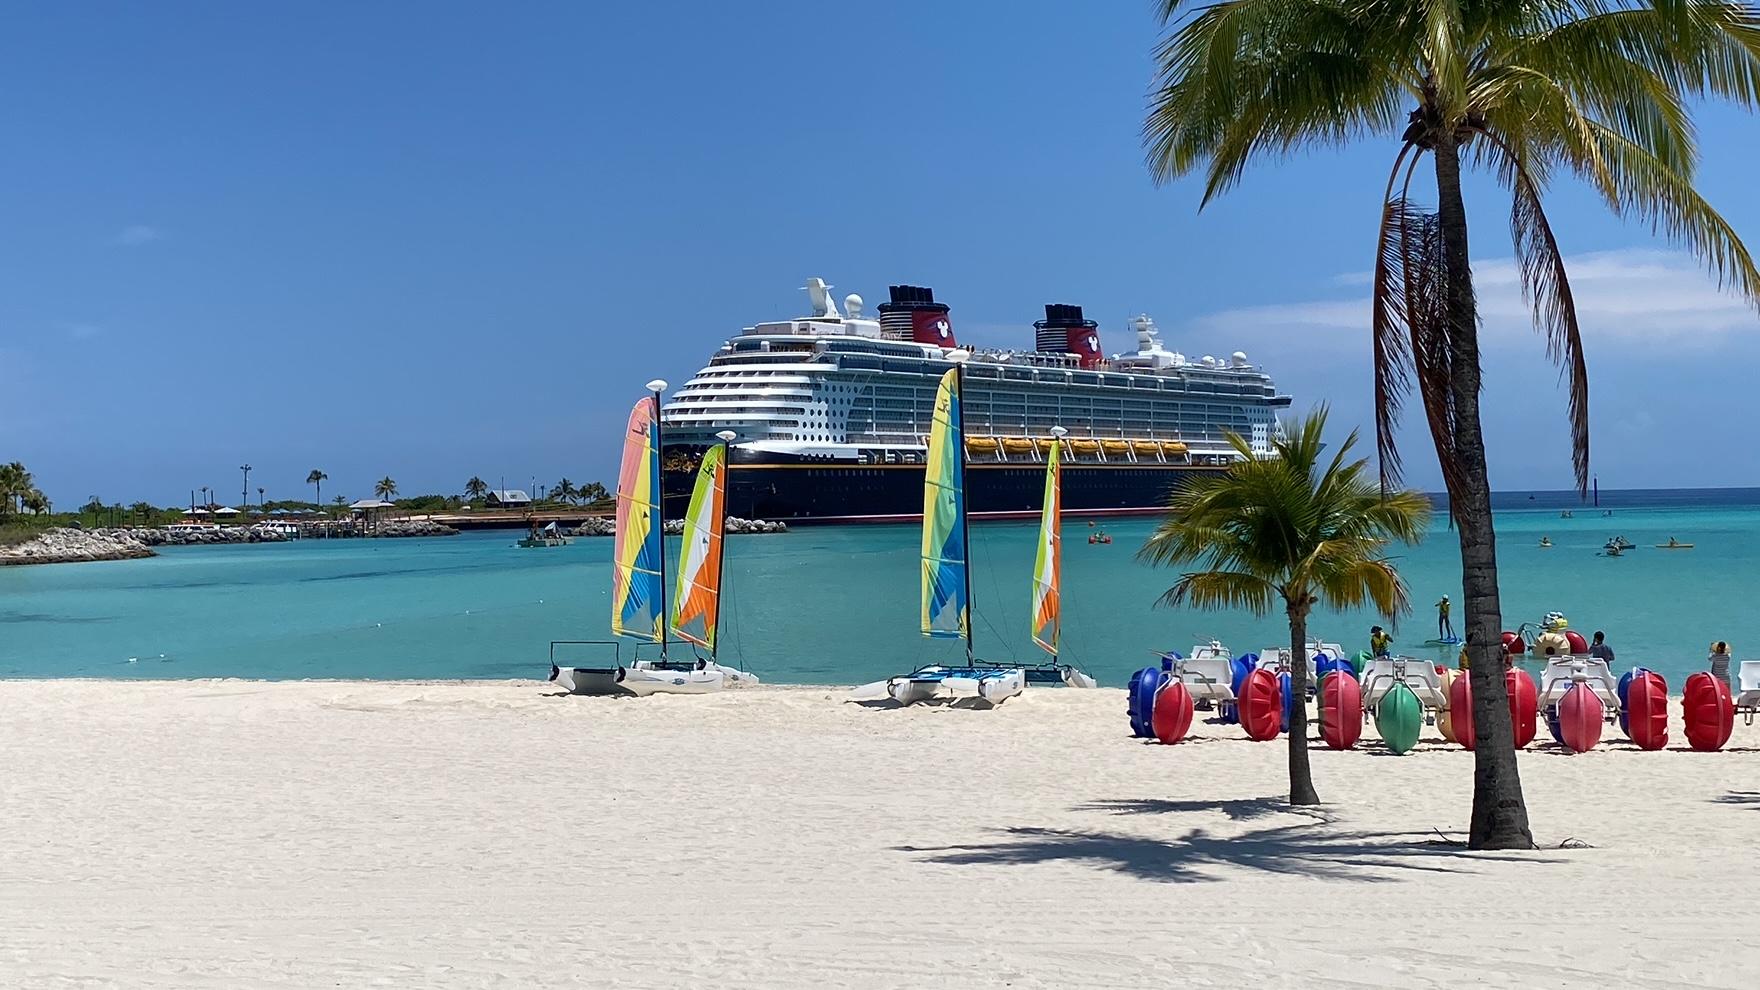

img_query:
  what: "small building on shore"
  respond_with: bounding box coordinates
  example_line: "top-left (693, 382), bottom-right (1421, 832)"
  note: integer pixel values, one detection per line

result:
top-left (486, 489), bottom-right (532, 509)
top-left (349, 498), bottom-right (397, 530)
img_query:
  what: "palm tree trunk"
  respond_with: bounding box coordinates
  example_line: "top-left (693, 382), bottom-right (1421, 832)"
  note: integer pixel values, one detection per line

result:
top-left (1433, 137), bottom-right (1534, 850)
top-left (1285, 601), bottom-right (1319, 806)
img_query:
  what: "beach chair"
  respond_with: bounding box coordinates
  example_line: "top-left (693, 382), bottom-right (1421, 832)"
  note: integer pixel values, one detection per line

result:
top-left (1175, 655), bottom-right (1236, 705)
top-left (1735, 661), bottom-right (1760, 725)
top-left (1361, 657), bottom-right (1448, 711)
top-left (1537, 658), bottom-right (1620, 710)
top-left (1258, 648), bottom-right (1324, 689)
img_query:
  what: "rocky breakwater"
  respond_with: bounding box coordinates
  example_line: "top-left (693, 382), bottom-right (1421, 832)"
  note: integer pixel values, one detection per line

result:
top-left (573, 517), bottom-right (787, 536)
top-left (369, 520), bottom-right (458, 538)
top-left (126, 526), bottom-right (288, 546)
top-left (0, 527), bottom-right (157, 566)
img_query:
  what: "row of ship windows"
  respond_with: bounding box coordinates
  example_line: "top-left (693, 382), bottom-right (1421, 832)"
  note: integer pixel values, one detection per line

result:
top-left (836, 356), bottom-right (1269, 393)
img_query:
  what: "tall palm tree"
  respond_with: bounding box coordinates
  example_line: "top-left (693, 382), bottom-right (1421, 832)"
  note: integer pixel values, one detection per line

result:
top-left (1139, 408), bottom-right (1430, 805)
top-left (465, 476), bottom-right (488, 501)
top-left (554, 478), bottom-right (577, 504)
top-left (1147, 0), bottom-right (1760, 849)
top-left (374, 477), bottom-right (398, 501)
top-left (306, 469), bottom-right (327, 508)
top-left (0, 461), bottom-right (32, 517)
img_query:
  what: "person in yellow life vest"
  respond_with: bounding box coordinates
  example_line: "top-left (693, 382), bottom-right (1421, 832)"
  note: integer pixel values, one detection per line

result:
top-left (1370, 625), bottom-right (1392, 657)
top-left (1436, 595), bottom-right (1455, 640)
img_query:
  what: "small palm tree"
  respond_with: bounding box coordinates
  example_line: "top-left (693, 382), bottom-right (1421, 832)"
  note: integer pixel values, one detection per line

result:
top-left (1139, 408), bottom-right (1430, 806)
top-left (22, 490), bottom-right (48, 516)
top-left (374, 477), bottom-right (397, 501)
top-left (306, 470), bottom-right (327, 507)
top-left (465, 476), bottom-right (488, 502)
top-left (579, 481), bottom-right (610, 503)
top-left (554, 478), bottom-right (577, 504)
top-left (0, 461), bottom-right (33, 517)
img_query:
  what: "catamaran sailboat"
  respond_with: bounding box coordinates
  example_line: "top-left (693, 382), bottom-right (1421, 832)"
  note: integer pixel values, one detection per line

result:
top-left (852, 363), bottom-right (1095, 705)
top-left (550, 385), bottom-right (757, 695)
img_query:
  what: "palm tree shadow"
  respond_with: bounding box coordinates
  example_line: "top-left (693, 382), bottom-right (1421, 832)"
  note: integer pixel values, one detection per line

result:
top-left (899, 800), bottom-right (1562, 884)
top-left (1079, 796), bottom-right (1332, 825)
top-left (1715, 790), bottom-right (1760, 809)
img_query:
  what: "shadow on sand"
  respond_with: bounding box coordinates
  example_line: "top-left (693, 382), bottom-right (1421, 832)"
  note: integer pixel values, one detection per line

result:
top-left (1715, 790), bottom-right (1760, 810)
top-left (897, 796), bottom-right (1562, 884)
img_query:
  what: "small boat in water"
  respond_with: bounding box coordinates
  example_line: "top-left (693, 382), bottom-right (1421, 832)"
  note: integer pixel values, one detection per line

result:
top-left (517, 521), bottom-right (572, 548)
top-left (852, 370), bottom-right (1093, 705)
top-left (1655, 538), bottom-right (1694, 549)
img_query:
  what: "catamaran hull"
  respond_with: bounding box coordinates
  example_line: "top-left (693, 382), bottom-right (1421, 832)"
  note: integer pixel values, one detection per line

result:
top-left (976, 669), bottom-right (1026, 705)
top-left (550, 666), bottom-right (630, 696)
top-left (620, 667), bottom-right (725, 696)
top-left (888, 678), bottom-right (943, 705)
top-left (551, 663), bottom-right (759, 696)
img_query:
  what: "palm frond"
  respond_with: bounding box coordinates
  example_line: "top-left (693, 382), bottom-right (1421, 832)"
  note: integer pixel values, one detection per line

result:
top-left (1488, 128), bottom-right (1592, 492)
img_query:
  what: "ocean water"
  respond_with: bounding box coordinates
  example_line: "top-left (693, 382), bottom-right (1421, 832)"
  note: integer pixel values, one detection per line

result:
top-left (3, 488), bottom-right (1757, 687)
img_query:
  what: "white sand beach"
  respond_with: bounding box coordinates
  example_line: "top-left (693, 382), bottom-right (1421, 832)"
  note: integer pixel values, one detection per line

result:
top-left (3, 680), bottom-right (1757, 988)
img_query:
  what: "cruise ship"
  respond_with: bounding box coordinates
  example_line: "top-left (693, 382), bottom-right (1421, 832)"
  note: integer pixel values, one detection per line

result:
top-left (659, 278), bottom-right (1291, 523)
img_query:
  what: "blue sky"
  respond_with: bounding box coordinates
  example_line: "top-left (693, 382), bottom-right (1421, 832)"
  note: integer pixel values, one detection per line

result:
top-left (3, 2), bottom-right (1758, 507)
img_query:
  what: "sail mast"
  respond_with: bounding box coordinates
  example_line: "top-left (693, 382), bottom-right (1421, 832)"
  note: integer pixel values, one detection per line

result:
top-left (648, 379), bottom-right (669, 660)
top-left (711, 430), bottom-right (735, 663)
top-left (954, 359), bottom-right (974, 666)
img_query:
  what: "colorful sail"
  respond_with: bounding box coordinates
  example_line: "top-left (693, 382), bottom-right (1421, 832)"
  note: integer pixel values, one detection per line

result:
top-left (920, 367), bottom-right (968, 639)
top-left (1031, 438), bottom-right (1061, 655)
top-left (611, 397), bottom-right (665, 641)
top-left (671, 445), bottom-right (725, 651)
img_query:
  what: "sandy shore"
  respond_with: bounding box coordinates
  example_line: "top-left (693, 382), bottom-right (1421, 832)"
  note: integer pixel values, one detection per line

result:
top-left (3, 680), bottom-right (1756, 988)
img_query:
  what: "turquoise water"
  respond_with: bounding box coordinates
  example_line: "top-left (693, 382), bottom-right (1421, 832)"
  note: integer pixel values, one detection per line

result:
top-left (3, 490), bottom-right (1756, 686)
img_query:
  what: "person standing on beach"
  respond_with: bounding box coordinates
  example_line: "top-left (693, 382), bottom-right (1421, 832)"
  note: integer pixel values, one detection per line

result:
top-left (1435, 595), bottom-right (1455, 641)
top-left (1589, 631), bottom-right (1615, 664)
top-left (1709, 641), bottom-right (1734, 692)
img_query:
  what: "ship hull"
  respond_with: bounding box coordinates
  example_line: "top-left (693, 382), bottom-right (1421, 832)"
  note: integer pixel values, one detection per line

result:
top-left (662, 451), bottom-right (1221, 524)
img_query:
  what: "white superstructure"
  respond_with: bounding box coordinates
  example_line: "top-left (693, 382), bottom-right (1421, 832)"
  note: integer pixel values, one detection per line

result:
top-left (661, 279), bottom-right (1289, 466)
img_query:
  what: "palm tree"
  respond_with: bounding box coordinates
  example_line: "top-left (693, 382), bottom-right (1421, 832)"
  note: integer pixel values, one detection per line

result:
top-left (1146, 0), bottom-right (1760, 848)
top-left (1139, 408), bottom-right (1430, 805)
top-left (332, 494), bottom-right (347, 517)
top-left (306, 469), bottom-right (327, 508)
top-left (374, 477), bottom-right (397, 501)
top-left (465, 476), bottom-right (488, 502)
top-left (0, 461), bottom-right (32, 517)
top-left (579, 481), bottom-right (610, 503)
top-left (22, 490), bottom-right (48, 516)
top-left (554, 478), bottom-right (577, 504)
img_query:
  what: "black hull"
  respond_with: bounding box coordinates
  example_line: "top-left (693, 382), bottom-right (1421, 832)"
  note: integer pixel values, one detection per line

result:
top-left (661, 456), bottom-right (1221, 523)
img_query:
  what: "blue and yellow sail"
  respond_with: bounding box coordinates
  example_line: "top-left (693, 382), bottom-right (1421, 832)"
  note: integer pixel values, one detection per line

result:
top-left (920, 367), bottom-right (968, 639)
top-left (671, 444), bottom-right (725, 651)
top-left (611, 397), bottom-right (665, 641)
top-left (1031, 438), bottom-right (1061, 655)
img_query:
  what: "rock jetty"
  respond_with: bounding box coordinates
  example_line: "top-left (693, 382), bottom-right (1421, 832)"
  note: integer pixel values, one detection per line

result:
top-left (575, 517), bottom-right (786, 536)
top-left (369, 520), bottom-right (458, 538)
top-left (0, 527), bottom-right (157, 566)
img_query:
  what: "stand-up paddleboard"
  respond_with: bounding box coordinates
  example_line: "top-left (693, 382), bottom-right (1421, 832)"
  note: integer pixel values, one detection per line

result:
top-left (1375, 683), bottom-right (1423, 754)
top-left (1424, 637), bottom-right (1463, 647)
